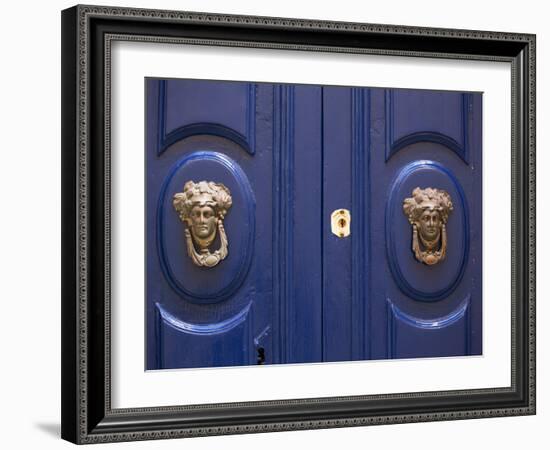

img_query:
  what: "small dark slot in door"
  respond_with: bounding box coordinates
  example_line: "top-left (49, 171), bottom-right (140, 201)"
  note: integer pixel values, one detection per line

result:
top-left (256, 347), bottom-right (265, 365)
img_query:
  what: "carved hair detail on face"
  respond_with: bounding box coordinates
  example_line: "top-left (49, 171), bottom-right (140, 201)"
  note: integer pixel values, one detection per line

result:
top-left (403, 187), bottom-right (453, 225)
top-left (173, 181), bottom-right (233, 222)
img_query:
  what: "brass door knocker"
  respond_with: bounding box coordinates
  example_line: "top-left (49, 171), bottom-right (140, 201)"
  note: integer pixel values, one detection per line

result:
top-left (403, 187), bottom-right (453, 266)
top-left (173, 181), bottom-right (233, 268)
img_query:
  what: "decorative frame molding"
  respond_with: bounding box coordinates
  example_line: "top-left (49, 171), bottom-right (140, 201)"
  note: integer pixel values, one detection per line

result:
top-left (61, 4), bottom-right (535, 444)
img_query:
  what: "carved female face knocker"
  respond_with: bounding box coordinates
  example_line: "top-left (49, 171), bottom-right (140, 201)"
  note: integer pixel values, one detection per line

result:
top-left (403, 187), bottom-right (453, 266)
top-left (173, 181), bottom-right (232, 268)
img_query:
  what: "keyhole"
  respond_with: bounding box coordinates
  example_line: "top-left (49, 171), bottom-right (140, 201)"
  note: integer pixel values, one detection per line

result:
top-left (331, 208), bottom-right (350, 238)
top-left (257, 347), bottom-right (265, 365)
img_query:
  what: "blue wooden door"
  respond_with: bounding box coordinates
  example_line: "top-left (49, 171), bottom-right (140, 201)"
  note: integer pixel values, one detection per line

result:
top-left (322, 87), bottom-right (482, 361)
top-left (146, 79), bottom-right (323, 369)
top-left (146, 79), bottom-right (481, 369)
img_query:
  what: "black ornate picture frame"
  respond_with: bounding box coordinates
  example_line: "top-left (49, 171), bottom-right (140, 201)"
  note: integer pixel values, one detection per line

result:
top-left (61, 4), bottom-right (536, 444)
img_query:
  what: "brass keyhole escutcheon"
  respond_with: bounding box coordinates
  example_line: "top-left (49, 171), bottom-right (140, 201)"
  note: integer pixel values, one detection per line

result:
top-left (331, 209), bottom-right (351, 238)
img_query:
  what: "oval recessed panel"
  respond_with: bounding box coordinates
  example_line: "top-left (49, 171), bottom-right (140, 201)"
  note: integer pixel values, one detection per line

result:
top-left (386, 160), bottom-right (469, 301)
top-left (157, 151), bottom-right (255, 304)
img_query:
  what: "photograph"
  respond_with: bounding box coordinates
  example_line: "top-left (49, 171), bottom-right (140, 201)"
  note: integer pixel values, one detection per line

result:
top-left (146, 77), bottom-right (483, 370)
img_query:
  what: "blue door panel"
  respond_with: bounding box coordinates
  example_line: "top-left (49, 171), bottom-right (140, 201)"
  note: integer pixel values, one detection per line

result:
top-left (385, 159), bottom-right (469, 301)
top-left (387, 297), bottom-right (472, 358)
top-left (156, 151), bottom-right (255, 304)
top-left (146, 79), bottom-right (482, 369)
top-left (278, 85), bottom-right (323, 364)
top-left (146, 78), bottom-right (277, 369)
top-left (159, 79), bottom-right (256, 154)
top-left (322, 87), bottom-right (369, 362)
top-left (367, 88), bottom-right (482, 360)
top-left (322, 87), bottom-right (353, 362)
top-left (386, 89), bottom-right (471, 162)
top-left (154, 303), bottom-right (253, 369)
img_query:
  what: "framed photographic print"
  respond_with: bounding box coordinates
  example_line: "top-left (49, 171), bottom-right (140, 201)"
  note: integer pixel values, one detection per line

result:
top-left (145, 77), bottom-right (482, 370)
top-left (61, 4), bottom-right (536, 444)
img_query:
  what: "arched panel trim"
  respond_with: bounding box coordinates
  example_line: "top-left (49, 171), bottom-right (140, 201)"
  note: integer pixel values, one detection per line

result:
top-left (387, 296), bottom-right (470, 330)
top-left (386, 296), bottom-right (472, 358)
top-left (155, 302), bottom-right (252, 336)
top-left (156, 79), bottom-right (255, 155)
top-left (384, 90), bottom-right (471, 164)
top-left (388, 131), bottom-right (465, 162)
